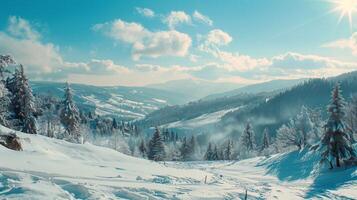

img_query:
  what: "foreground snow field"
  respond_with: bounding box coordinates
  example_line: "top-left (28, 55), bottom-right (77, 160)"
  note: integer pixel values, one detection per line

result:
top-left (0, 126), bottom-right (356, 200)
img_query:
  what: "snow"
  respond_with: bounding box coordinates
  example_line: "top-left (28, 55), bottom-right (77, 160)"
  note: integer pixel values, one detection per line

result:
top-left (165, 107), bottom-right (241, 129)
top-left (82, 94), bottom-right (159, 118)
top-left (1, 125), bottom-right (356, 199)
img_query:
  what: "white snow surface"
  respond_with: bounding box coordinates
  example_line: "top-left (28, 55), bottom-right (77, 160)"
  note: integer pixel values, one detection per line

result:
top-left (1, 125), bottom-right (356, 200)
top-left (165, 107), bottom-right (241, 129)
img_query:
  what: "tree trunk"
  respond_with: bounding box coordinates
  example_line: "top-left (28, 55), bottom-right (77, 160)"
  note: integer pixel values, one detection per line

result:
top-left (329, 161), bottom-right (333, 169)
top-left (336, 155), bottom-right (341, 167)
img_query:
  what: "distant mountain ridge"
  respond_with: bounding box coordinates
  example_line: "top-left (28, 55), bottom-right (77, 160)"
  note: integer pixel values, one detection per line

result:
top-left (203, 78), bottom-right (307, 100)
top-left (147, 79), bottom-right (242, 101)
top-left (31, 81), bottom-right (191, 120)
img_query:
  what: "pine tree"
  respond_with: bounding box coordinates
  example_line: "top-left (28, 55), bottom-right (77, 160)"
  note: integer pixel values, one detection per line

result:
top-left (224, 140), bottom-right (233, 160)
top-left (179, 137), bottom-right (190, 161)
top-left (7, 65), bottom-right (37, 134)
top-left (0, 55), bottom-right (15, 126)
top-left (261, 128), bottom-right (270, 151)
top-left (188, 135), bottom-right (196, 160)
top-left (240, 123), bottom-right (256, 151)
top-left (0, 82), bottom-right (10, 126)
top-left (60, 82), bottom-right (81, 142)
top-left (139, 139), bottom-right (147, 157)
top-left (295, 106), bottom-right (313, 147)
top-left (148, 127), bottom-right (165, 161)
top-left (112, 118), bottom-right (119, 129)
top-left (0, 55), bottom-right (15, 80)
top-left (212, 145), bottom-right (219, 160)
top-left (346, 95), bottom-right (357, 143)
top-left (204, 142), bottom-right (214, 160)
top-left (321, 84), bottom-right (356, 168)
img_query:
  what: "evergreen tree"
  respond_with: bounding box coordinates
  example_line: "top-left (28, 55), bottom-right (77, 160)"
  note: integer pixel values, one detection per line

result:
top-left (0, 55), bottom-right (15, 126)
top-left (148, 127), bottom-right (165, 161)
top-left (346, 95), bottom-right (357, 143)
top-left (7, 65), bottom-right (37, 134)
top-left (188, 135), bottom-right (196, 160)
top-left (321, 84), bottom-right (356, 168)
top-left (0, 55), bottom-right (15, 80)
top-left (60, 82), bottom-right (81, 142)
top-left (112, 118), bottom-right (119, 129)
top-left (295, 106), bottom-right (313, 147)
top-left (139, 139), bottom-right (147, 157)
top-left (0, 82), bottom-right (10, 126)
top-left (224, 140), bottom-right (233, 160)
top-left (204, 142), bottom-right (214, 160)
top-left (240, 123), bottom-right (256, 151)
top-left (212, 145), bottom-right (219, 160)
top-left (179, 137), bottom-right (189, 161)
top-left (261, 128), bottom-right (270, 151)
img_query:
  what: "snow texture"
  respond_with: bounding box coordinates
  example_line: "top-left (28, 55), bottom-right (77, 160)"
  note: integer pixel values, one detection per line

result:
top-left (0, 125), bottom-right (356, 199)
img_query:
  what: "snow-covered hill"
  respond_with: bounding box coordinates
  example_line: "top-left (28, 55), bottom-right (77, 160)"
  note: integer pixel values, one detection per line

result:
top-left (31, 81), bottom-right (191, 120)
top-left (1, 126), bottom-right (356, 199)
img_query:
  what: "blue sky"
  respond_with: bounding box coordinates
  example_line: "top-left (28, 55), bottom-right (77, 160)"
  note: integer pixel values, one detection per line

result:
top-left (1, 0), bottom-right (357, 86)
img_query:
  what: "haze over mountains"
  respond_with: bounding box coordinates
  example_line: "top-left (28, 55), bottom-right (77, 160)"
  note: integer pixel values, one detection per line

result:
top-left (31, 77), bottom-right (307, 121)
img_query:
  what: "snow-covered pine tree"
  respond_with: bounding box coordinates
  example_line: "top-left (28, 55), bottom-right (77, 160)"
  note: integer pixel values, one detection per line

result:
top-left (295, 106), bottom-right (314, 147)
top-left (7, 65), bottom-right (37, 134)
top-left (212, 145), bottom-right (219, 160)
top-left (346, 95), bottom-right (357, 143)
top-left (308, 108), bottom-right (324, 143)
top-left (204, 142), bottom-right (214, 160)
top-left (224, 140), bottom-right (233, 160)
top-left (0, 55), bottom-right (15, 80)
top-left (240, 123), bottom-right (256, 152)
top-left (260, 128), bottom-right (270, 152)
top-left (0, 82), bottom-right (10, 126)
top-left (148, 127), bottom-right (165, 161)
top-left (320, 84), bottom-right (356, 168)
top-left (179, 137), bottom-right (189, 161)
top-left (60, 82), bottom-right (81, 143)
top-left (0, 55), bottom-right (15, 126)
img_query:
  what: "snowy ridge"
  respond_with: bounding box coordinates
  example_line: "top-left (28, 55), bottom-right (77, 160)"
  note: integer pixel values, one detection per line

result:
top-left (31, 81), bottom-right (189, 120)
top-left (1, 125), bottom-right (356, 199)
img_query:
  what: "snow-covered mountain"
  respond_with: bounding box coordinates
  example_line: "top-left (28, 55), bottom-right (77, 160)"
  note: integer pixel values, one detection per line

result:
top-left (204, 78), bottom-right (307, 100)
top-left (141, 71), bottom-right (357, 136)
top-left (1, 125), bottom-right (355, 199)
top-left (147, 79), bottom-right (241, 101)
top-left (31, 81), bottom-right (192, 120)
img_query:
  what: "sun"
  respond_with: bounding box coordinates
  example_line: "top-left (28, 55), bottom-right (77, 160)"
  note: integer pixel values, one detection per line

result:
top-left (330, 0), bottom-right (357, 27)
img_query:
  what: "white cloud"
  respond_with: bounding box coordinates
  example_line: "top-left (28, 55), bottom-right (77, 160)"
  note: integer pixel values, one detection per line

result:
top-left (7, 16), bottom-right (40, 40)
top-left (323, 32), bottom-right (357, 55)
top-left (198, 29), bottom-right (233, 55)
top-left (0, 17), bottom-right (134, 81)
top-left (93, 19), bottom-right (148, 44)
top-left (193, 10), bottom-right (213, 26)
top-left (135, 7), bottom-right (155, 18)
top-left (94, 19), bottom-right (192, 60)
top-left (164, 11), bottom-right (191, 29)
top-left (266, 52), bottom-right (357, 78)
top-left (206, 29), bottom-right (232, 46)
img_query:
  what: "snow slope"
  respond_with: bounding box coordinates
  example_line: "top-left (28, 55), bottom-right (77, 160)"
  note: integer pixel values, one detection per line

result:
top-left (1, 126), bottom-right (356, 199)
top-left (164, 107), bottom-right (241, 130)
